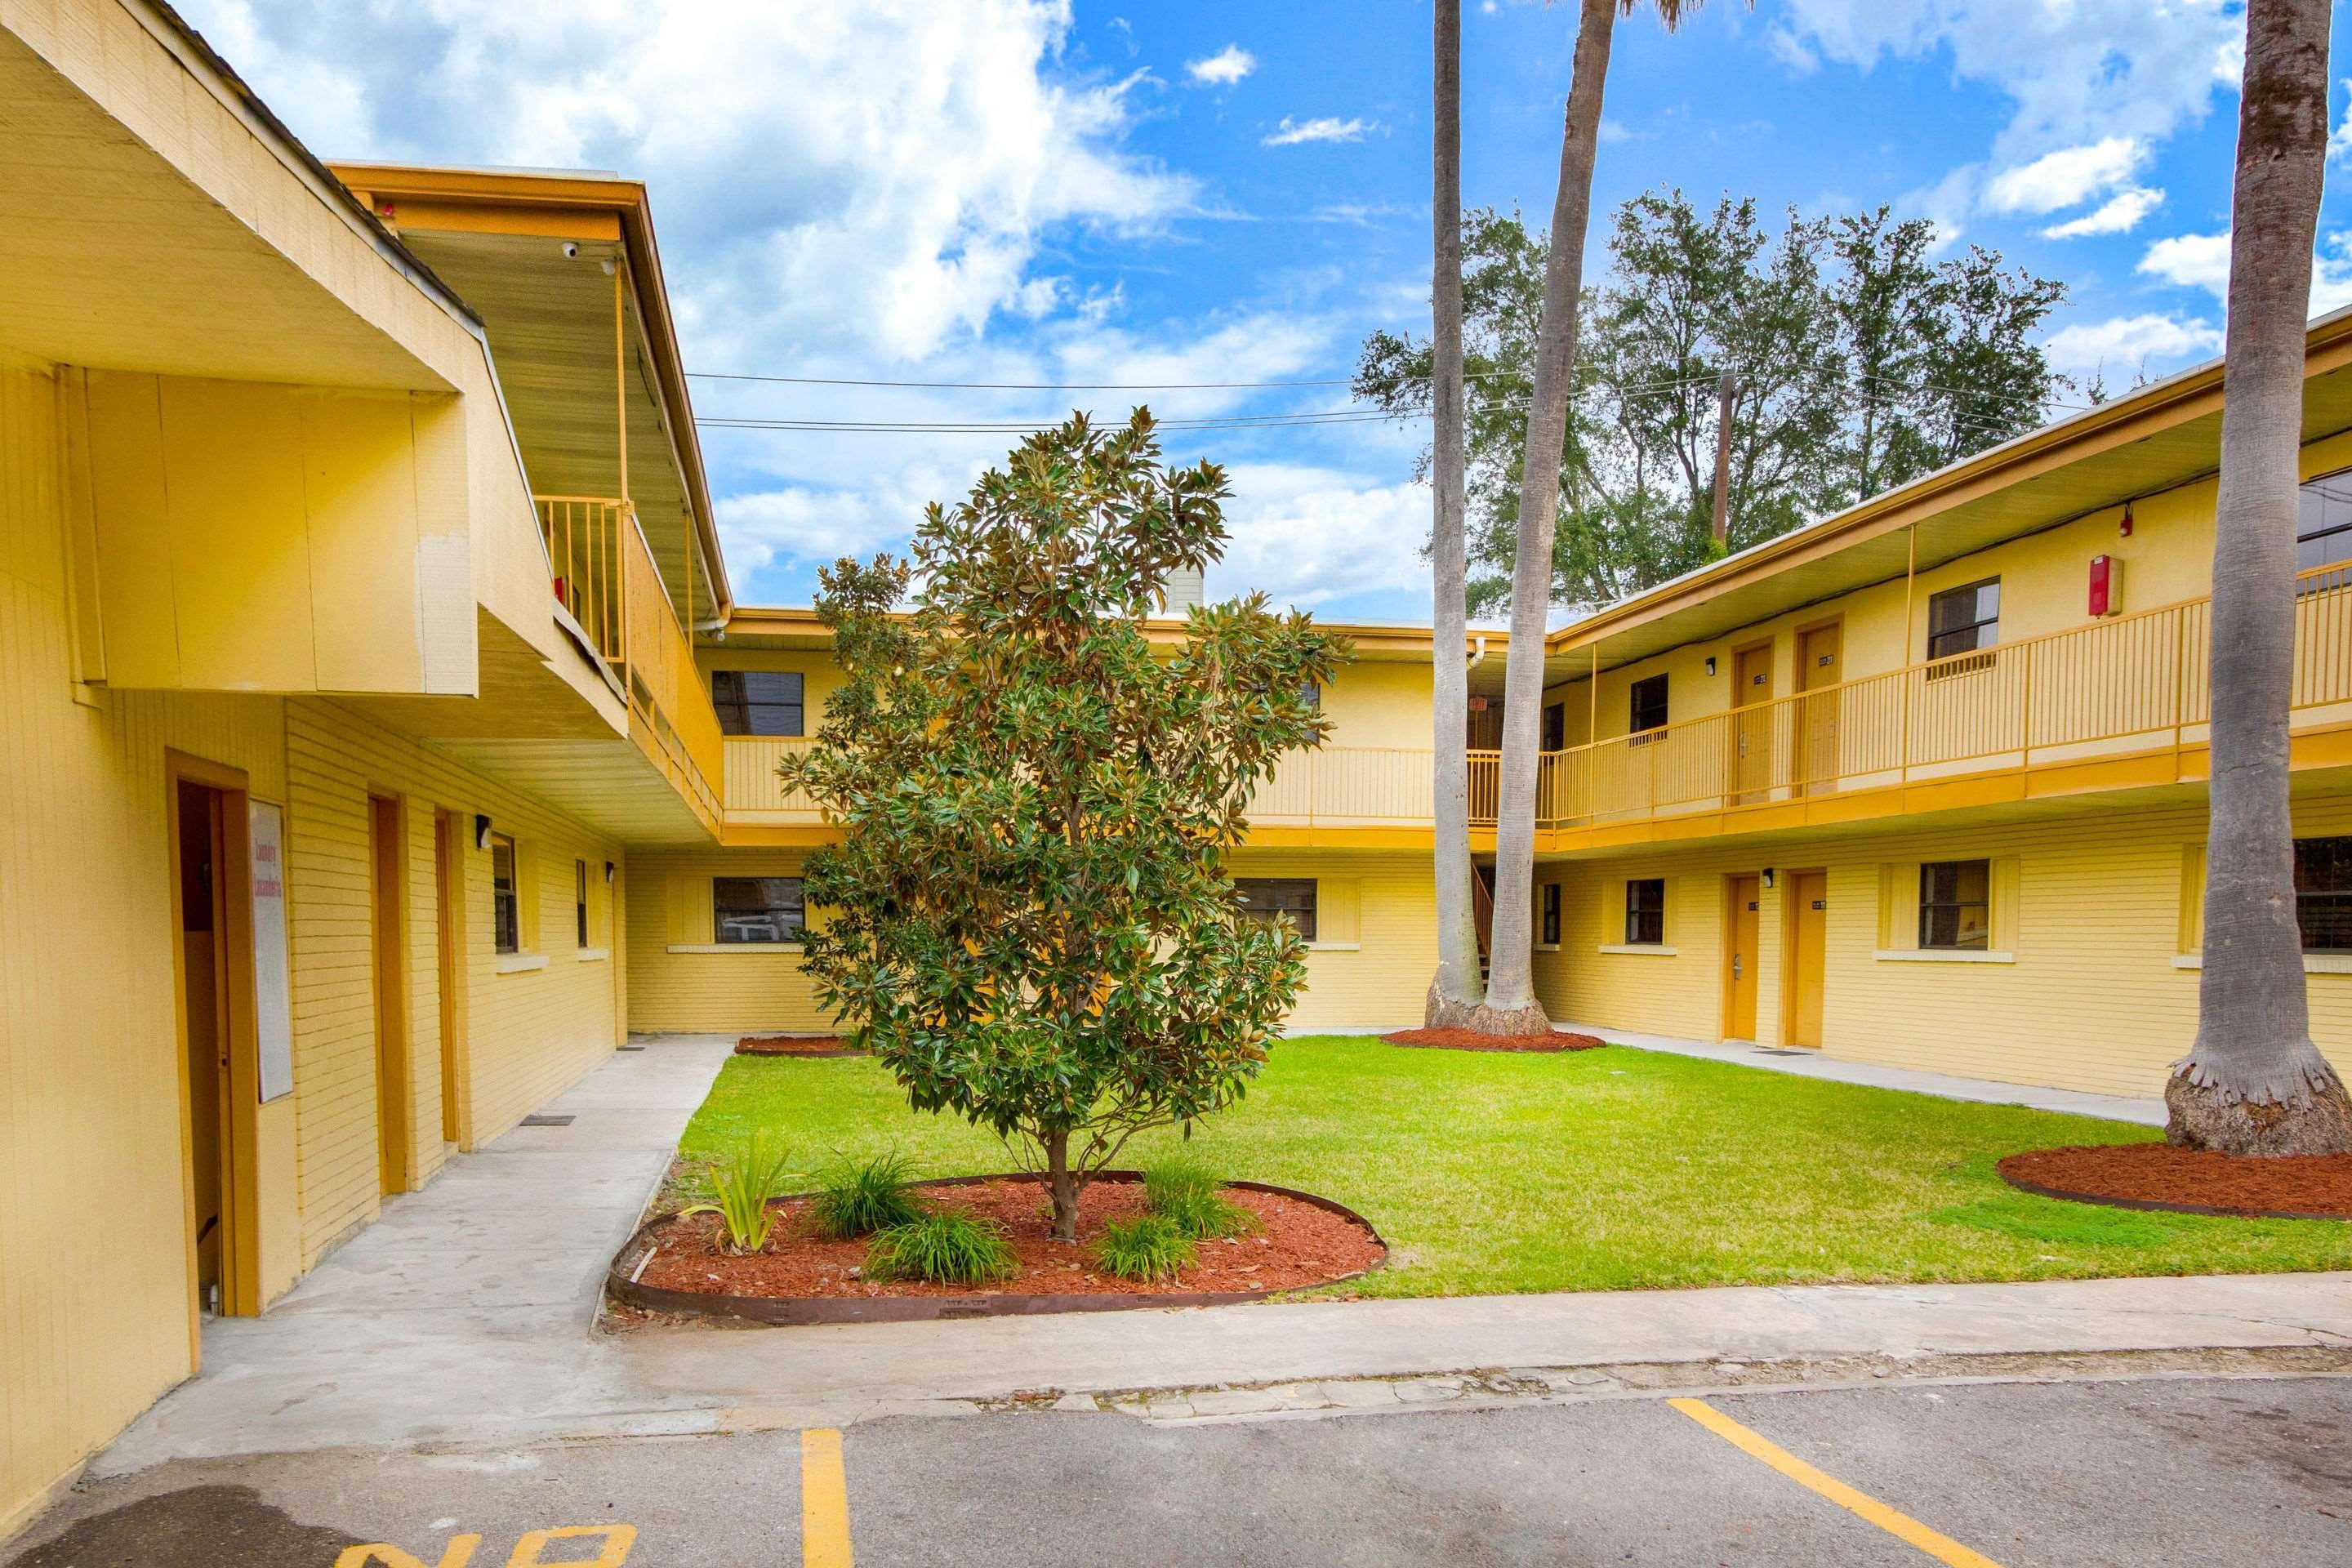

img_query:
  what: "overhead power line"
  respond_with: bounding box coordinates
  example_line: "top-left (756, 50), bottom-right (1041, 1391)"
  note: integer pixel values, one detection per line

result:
top-left (684, 367), bottom-right (1562, 391)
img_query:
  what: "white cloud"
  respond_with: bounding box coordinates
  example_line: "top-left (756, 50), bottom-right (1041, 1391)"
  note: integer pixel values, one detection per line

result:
top-left (1263, 116), bottom-right (1375, 147)
top-left (2042, 314), bottom-right (2222, 379)
top-left (1204, 466), bottom-right (1429, 610)
top-left (2332, 77), bottom-right (2352, 163)
top-left (1984, 136), bottom-right (2145, 215)
top-left (2042, 185), bottom-right (2164, 238)
top-left (1776, 1), bottom-right (2239, 160)
top-left (1184, 43), bottom-right (1256, 86)
top-left (175, 0), bottom-right (1196, 363)
top-left (2139, 230), bottom-right (2232, 296)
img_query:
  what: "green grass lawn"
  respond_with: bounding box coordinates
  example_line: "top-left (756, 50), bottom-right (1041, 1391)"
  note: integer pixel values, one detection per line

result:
top-left (677, 1036), bottom-right (2352, 1297)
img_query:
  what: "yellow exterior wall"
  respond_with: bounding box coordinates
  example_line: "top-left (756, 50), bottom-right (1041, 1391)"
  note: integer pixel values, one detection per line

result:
top-left (1531, 795), bottom-right (2352, 1098)
top-left (0, 354), bottom-right (630, 1534)
top-left (626, 849), bottom-right (831, 1034)
top-left (1227, 850), bottom-right (1438, 1031)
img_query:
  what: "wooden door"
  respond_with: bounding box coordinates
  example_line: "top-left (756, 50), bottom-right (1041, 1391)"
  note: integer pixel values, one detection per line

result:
top-left (370, 795), bottom-right (412, 1195)
top-left (434, 809), bottom-right (468, 1149)
top-left (176, 781), bottom-right (233, 1312)
top-left (1731, 644), bottom-right (1774, 803)
top-left (1796, 622), bottom-right (1842, 795)
top-left (1786, 871), bottom-right (1829, 1049)
top-left (1724, 875), bottom-right (1760, 1040)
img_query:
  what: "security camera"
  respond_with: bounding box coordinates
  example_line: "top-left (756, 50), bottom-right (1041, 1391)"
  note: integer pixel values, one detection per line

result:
top-left (562, 242), bottom-right (580, 260)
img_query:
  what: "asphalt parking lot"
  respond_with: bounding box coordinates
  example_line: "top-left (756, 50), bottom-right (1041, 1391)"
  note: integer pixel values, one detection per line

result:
top-left (8, 1374), bottom-right (2348, 1566)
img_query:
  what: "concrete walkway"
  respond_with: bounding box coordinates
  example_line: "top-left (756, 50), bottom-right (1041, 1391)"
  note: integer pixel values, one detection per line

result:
top-left (94, 1027), bottom-right (2348, 1478)
top-left (1564, 1021), bottom-right (2170, 1126)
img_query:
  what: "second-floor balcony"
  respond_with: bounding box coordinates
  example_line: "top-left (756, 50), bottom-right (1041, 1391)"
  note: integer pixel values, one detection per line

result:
top-left (716, 564), bottom-right (2352, 844)
top-left (538, 496), bottom-right (725, 831)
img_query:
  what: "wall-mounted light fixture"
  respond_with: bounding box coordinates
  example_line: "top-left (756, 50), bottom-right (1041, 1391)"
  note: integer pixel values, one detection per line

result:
top-left (1762, 867), bottom-right (1776, 889)
top-left (604, 861), bottom-right (617, 884)
top-left (1704, 656), bottom-right (1717, 676)
top-left (474, 813), bottom-right (492, 851)
top-left (2119, 501), bottom-right (2136, 538)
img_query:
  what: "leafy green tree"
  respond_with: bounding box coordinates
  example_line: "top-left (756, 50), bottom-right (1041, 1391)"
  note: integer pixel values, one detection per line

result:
top-left (1356, 194), bottom-right (2067, 615)
top-left (782, 412), bottom-right (1352, 1240)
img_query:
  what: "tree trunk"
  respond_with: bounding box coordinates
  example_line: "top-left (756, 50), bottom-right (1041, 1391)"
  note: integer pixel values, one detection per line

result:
top-left (2170, 0), bottom-right (2352, 1156)
top-left (1472, 0), bottom-right (1616, 1036)
top-left (1427, 0), bottom-right (1486, 1029)
top-left (1044, 1128), bottom-right (1081, 1242)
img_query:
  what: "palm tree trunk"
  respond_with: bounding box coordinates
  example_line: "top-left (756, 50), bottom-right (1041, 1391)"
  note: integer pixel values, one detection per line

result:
top-left (1472, 0), bottom-right (1617, 1034)
top-left (2169, 0), bottom-right (2352, 1154)
top-left (1428, 0), bottom-right (1485, 1027)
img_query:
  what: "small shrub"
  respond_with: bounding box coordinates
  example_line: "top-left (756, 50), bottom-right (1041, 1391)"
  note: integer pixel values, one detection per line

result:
top-left (681, 1134), bottom-right (792, 1254)
top-left (810, 1151), bottom-right (926, 1239)
top-left (1143, 1158), bottom-right (1255, 1240)
top-left (1094, 1213), bottom-right (1196, 1283)
top-left (868, 1209), bottom-right (1016, 1285)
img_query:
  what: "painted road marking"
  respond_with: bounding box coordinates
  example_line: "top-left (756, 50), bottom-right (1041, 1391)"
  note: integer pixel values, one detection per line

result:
top-left (332, 1525), bottom-right (635, 1566)
top-left (801, 1428), bottom-right (855, 1568)
top-left (1667, 1397), bottom-right (2002, 1568)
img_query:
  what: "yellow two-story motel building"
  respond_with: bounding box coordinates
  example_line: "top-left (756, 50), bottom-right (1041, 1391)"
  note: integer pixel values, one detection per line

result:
top-left (5, 0), bottom-right (2352, 1532)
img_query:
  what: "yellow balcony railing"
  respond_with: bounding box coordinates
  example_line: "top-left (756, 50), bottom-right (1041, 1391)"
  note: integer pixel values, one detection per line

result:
top-left (714, 564), bottom-right (2351, 839)
top-left (537, 495), bottom-right (724, 826)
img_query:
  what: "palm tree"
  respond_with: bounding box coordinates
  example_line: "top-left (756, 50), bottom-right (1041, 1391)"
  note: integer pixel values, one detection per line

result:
top-left (2170, 0), bottom-right (2352, 1153)
top-left (1428, 0), bottom-right (1486, 1027)
top-left (1477, 0), bottom-right (1716, 1032)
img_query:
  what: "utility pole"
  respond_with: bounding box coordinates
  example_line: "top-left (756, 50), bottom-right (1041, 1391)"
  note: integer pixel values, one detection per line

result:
top-left (1710, 368), bottom-right (1739, 550)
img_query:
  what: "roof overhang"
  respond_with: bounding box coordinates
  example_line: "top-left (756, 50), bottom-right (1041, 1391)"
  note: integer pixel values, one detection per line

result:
top-left (325, 161), bottom-right (733, 624)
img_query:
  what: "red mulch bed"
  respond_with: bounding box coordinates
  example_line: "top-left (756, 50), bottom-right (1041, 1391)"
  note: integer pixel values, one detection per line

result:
top-left (635, 1176), bottom-right (1383, 1300)
top-left (1382, 1027), bottom-right (1606, 1053)
top-left (1998, 1144), bottom-right (2352, 1220)
top-left (736, 1035), bottom-right (866, 1058)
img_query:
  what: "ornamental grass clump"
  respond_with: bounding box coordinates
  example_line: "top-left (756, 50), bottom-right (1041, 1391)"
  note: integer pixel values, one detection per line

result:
top-left (782, 410), bottom-right (1349, 1242)
top-left (681, 1134), bottom-right (792, 1254)
top-left (1143, 1157), bottom-right (1256, 1240)
top-left (867, 1209), bottom-right (1016, 1286)
top-left (809, 1150), bottom-right (925, 1239)
top-left (1093, 1213), bottom-right (1196, 1284)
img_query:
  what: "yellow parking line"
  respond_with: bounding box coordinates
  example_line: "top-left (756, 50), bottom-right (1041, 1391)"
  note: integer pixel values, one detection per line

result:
top-left (1667, 1397), bottom-right (2002, 1568)
top-left (800, 1428), bottom-right (854, 1568)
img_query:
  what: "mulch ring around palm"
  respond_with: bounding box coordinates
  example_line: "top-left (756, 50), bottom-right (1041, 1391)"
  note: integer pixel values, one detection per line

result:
top-left (736, 1034), bottom-right (867, 1058)
top-left (1998, 1144), bottom-right (2352, 1220)
top-left (1382, 1027), bottom-right (1606, 1053)
top-left (613, 1174), bottom-right (1386, 1324)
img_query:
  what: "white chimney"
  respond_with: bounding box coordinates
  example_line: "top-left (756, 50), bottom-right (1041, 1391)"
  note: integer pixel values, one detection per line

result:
top-left (1160, 565), bottom-right (1205, 613)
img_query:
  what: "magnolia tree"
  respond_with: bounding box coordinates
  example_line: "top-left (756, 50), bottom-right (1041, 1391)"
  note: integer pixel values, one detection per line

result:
top-left (782, 412), bottom-right (1350, 1241)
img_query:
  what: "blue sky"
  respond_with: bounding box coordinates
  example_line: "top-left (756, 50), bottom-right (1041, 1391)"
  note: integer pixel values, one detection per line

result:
top-left (182, 1), bottom-right (2345, 623)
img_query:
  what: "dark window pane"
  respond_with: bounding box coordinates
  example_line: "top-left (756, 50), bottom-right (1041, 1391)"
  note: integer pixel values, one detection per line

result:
top-left (1624, 877), bottom-right (1665, 945)
top-left (1235, 878), bottom-right (1317, 942)
top-left (2294, 836), bottom-right (2352, 951)
top-left (711, 670), bottom-right (805, 737)
top-left (1542, 702), bottom-right (1566, 751)
top-left (576, 859), bottom-right (590, 948)
top-left (2297, 471), bottom-right (2352, 572)
top-left (1927, 579), bottom-right (2000, 661)
top-left (1540, 883), bottom-right (1561, 946)
top-left (715, 875), bottom-right (804, 943)
top-left (1918, 858), bottom-right (1990, 950)
top-left (1629, 675), bottom-right (1669, 735)
top-left (491, 835), bottom-right (519, 956)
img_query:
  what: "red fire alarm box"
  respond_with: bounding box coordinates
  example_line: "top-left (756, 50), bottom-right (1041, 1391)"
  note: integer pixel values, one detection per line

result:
top-left (2088, 555), bottom-right (2122, 617)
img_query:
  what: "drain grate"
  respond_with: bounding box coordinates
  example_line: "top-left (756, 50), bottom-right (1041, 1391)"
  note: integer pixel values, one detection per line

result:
top-left (520, 1114), bottom-right (575, 1128)
top-left (616, 1045), bottom-right (646, 1053)
top-left (1750, 1047), bottom-right (1810, 1058)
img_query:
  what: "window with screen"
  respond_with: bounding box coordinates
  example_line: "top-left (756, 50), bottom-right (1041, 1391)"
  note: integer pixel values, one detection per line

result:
top-left (1540, 883), bottom-right (1561, 946)
top-left (1235, 878), bottom-right (1317, 941)
top-left (711, 670), bottom-right (805, 737)
top-left (1918, 859), bottom-right (1991, 950)
top-left (491, 835), bottom-right (519, 955)
top-left (2298, 470), bottom-right (2352, 576)
top-left (1926, 578), bottom-right (2000, 668)
top-left (715, 877), bottom-right (805, 943)
top-left (1624, 878), bottom-right (1665, 945)
top-left (2296, 836), bottom-right (2352, 952)
top-left (575, 859), bottom-right (590, 948)
top-left (1628, 674), bottom-right (1668, 736)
